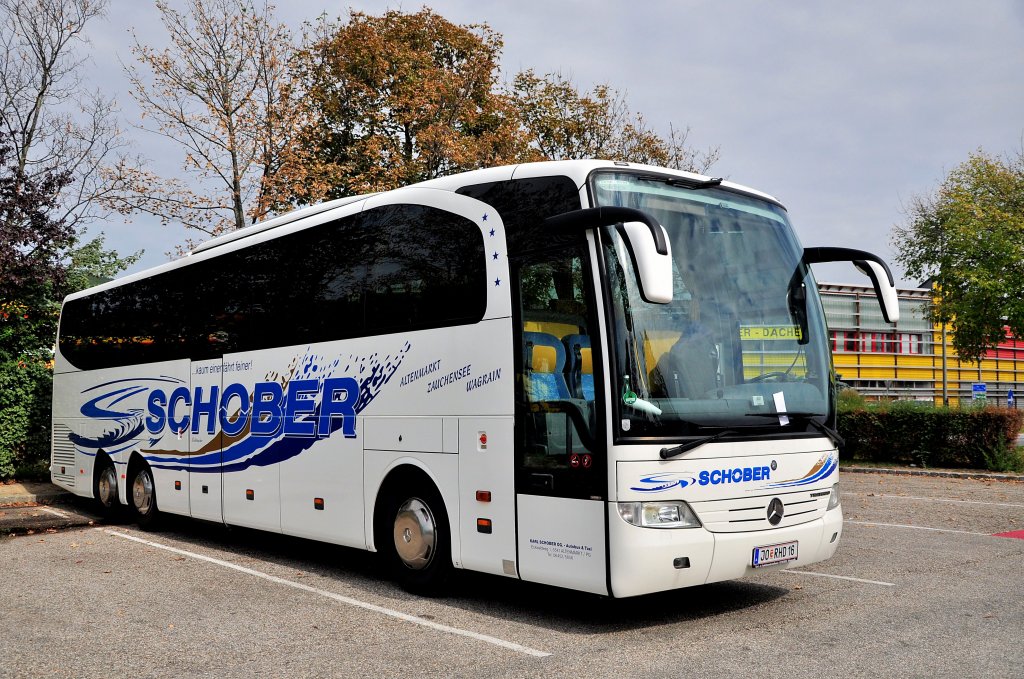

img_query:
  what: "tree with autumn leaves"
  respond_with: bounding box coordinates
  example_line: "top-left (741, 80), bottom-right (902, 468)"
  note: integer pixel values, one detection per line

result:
top-left (119, 4), bottom-right (720, 236)
top-left (281, 8), bottom-right (532, 204)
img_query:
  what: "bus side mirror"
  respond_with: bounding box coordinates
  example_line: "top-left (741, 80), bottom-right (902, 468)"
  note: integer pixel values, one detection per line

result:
top-left (544, 206), bottom-right (673, 304)
top-left (804, 247), bottom-right (900, 323)
top-left (617, 221), bottom-right (673, 304)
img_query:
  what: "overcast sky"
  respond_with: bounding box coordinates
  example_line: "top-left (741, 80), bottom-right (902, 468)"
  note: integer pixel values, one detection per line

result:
top-left (82, 0), bottom-right (1024, 288)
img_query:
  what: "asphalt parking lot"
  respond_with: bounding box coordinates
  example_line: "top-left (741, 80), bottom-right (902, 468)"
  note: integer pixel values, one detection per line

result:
top-left (1, 471), bottom-right (1022, 679)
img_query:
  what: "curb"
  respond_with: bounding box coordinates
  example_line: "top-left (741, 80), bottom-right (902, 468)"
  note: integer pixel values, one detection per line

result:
top-left (842, 465), bottom-right (1024, 482)
top-left (0, 486), bottom-right (76, 508)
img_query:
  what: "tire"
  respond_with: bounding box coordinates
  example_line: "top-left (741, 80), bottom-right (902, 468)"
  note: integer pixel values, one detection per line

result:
top-left (128, 462), bottom-right (160, 530)
top-left (380, 482), bottom-right (452, 595)
top-left (92, 457), bottom-right (122, 520)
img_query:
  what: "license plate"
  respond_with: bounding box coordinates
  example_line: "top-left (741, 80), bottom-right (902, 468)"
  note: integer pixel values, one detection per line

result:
top-left (752, 540), bottom-right (798, 568)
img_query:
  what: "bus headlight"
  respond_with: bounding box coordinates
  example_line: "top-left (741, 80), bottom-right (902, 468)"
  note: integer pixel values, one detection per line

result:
top-left (617, 501), bottom-right (702, 529)
top-left (827, 482), bottom-right (841, 511)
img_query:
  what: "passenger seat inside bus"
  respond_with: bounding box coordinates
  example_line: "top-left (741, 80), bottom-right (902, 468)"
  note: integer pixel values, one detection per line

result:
top-left (522, 330), bottom-right (574, 458)
top-left (523, 331), bottom-right (570, 400)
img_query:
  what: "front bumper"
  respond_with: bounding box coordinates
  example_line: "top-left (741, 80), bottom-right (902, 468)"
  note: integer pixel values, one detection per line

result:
top-left (607, 504), bottom-right (843, 598)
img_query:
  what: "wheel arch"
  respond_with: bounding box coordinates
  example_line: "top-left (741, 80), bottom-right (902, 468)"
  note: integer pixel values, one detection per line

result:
top-left (369, 460), bottom-right (449, 554)
top-left (126, 451), bottom-right (150, 485)
top-left (91, 449), bottom-right (113, 494)
top-left (91, 449), bottom-right (122, 509)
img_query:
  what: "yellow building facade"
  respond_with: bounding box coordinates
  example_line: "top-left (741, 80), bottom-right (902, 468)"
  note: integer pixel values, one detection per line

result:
top-left (818, 282), bottom-right (1023, 406)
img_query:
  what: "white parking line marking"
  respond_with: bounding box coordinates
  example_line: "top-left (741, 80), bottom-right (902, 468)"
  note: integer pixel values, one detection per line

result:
top-left (843, 492), bottom-right (1024, 509)
top-left (845, 520), bottom-right (990, 536)
top-left (781, 570), bottom-right (895, 587)
top-left (37, 506), bottom-right (71, 518)
top-left (101, 528), bottom-right (551, 658)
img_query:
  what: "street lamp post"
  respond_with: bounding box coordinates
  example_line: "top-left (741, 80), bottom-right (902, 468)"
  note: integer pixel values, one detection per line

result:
top-left (941, 322), bottom-right (949, 406)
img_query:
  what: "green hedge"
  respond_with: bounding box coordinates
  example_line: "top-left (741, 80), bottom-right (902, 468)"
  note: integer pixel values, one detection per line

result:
top-left (0, 361), bottom-right (52, 479)
top-left (838, 401), bottom-right (1024, 471)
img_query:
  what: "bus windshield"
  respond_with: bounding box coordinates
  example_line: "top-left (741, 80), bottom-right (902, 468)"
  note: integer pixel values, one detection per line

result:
top-left (591, 171), bottom-right (832, 437)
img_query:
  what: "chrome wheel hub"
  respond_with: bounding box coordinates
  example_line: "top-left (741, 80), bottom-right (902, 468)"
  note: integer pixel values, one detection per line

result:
top-left (132, 470), bottom-right (154, 515)
top-left (393, 498), bottom-right (436, 570)
top-left (98, 466), bottom-right (117, 506)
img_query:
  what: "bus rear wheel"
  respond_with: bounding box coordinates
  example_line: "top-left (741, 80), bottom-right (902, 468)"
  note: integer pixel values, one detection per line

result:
top-left (381, 482), bottom-right (452, 595)
top-left (129, 463), bottom-right (160, 530)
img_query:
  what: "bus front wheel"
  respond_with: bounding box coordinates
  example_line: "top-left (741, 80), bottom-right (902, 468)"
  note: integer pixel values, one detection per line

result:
top-left (380, 482), bottom-right (452, 595)
top-left (129, 462), bottom-right (160, 530)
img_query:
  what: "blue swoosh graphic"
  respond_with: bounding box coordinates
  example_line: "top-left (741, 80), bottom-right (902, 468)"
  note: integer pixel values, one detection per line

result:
top-left (766, 455), bottom-right (838, 488)
top-left (630, 473), bottom-right (697, 493)
top-left (145, 343), bottom-right (410, 474)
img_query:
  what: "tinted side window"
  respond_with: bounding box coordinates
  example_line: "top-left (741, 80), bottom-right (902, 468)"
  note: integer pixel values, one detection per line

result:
top-left (220, 214), bottom-right (371, 352)
top-left (59, 203), bottom-right (487, 370)
top-left (457, 176), bottom-right (582, 256)
top-left (363, 203), bottom-right (486, 335)
top-left (58, 269), bottom-right (194, 369)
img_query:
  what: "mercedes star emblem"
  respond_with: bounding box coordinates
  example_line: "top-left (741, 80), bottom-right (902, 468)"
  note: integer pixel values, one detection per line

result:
top-left (767, 497), bottom-right (785, 525)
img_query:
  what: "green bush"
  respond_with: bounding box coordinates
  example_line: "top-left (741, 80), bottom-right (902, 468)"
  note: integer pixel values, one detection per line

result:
top-left (981, 443), bottom-right (1024, 473)
top-left (0, 360), bottom-right (52, 479)
top-left (836, 387), bottom-right (867, 411)
top-left (838, 401), bottom-right (1024, 471)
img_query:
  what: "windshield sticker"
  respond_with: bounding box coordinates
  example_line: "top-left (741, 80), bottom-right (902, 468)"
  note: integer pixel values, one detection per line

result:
top-left (773, 391), bottom-right (789, 426)
top-left (740, 325), bottom-right (803, 341)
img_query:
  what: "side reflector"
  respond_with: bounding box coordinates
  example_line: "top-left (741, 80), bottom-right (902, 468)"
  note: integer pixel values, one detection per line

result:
top-left (477, 518), bottom-right (492, 534)
top-left (245, 489), bottom-right (254, 501)
top-left (476, 490), bottom-right (491, 502)
top-left (174, 480), bottom-right (181, 491)
top-left (202, 485), bottom-right (209, 494)
top-left (314, 498), bottom-right (325, 510)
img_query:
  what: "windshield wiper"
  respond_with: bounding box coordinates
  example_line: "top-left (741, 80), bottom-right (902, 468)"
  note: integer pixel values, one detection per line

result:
top-left (636, 174), bottom-right (724, 190)
top-left (745, 412), bottom-right (845, 450)
top-left (660, 429), bottom-right (736, 459)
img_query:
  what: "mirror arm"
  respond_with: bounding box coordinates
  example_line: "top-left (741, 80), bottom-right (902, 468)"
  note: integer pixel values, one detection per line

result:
top-left (544, 206), bottom-right (668, 255)
top-left (803, 247), bottom-right (896, 286)
top-left (803, 247), bottom-right (899, 324)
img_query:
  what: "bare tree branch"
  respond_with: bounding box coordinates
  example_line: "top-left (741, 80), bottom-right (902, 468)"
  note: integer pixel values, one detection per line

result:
top-left (0, 0), bottom-right (133, 231)
top-left (120, 0), bottom-right (297, 237)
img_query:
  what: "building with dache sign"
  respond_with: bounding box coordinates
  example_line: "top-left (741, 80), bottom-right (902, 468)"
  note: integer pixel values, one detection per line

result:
top-left (817, 282), bottom-right (1024, 406)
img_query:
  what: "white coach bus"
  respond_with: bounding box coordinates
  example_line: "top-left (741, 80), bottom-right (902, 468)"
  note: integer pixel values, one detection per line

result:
top-left (51, 160), bottom-right (898, 597)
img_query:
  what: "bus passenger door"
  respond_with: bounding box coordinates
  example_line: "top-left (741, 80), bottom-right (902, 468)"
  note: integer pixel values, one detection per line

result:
top-left (189, 357), bottom-right (223, 522)
top-left (512, 246), bottom-right (609, 595)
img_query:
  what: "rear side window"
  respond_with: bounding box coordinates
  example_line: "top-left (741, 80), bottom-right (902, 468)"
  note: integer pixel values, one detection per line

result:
top-left (457, 176), bottom-right (582, 256)
top-left (59, 203), bottom-right (487, 370)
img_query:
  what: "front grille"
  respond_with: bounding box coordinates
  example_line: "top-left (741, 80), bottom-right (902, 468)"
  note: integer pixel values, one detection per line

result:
top-left (693, 489), bottom-right (830, 532)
